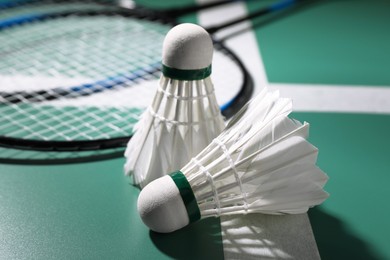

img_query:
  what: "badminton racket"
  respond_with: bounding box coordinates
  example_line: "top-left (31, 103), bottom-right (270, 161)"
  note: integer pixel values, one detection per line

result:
top-left (0, 0), bottom-right (304, 163)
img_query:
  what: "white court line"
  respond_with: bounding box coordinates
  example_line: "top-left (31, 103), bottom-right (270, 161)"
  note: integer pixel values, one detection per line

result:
top-left (197, 2), bottom-right (321, 260)
top-left (197, 2), bottom-right (389, 259)
top-left (197, 1), bottom-right (390, 115)
top-left (269, 83), bottom-right (390, 114)
top-left (197, 1), bottom-right (269, 88)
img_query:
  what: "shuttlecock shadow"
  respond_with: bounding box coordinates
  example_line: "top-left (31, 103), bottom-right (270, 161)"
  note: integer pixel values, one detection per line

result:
top-left (149, 218), bottom-right (224, 260)
top-left (149, 207), bottom-right (380, 259)
top-left (309, 207), bottom-right (382, 260)
top-left (219, 208), bottom-right (382, 260)
top-left (220, 213), bottom-right (321, 260)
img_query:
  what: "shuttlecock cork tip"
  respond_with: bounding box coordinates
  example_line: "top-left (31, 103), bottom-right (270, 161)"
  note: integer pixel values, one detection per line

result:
top-left (162, 23), bottom-right (213, 71)
top-left (137, 175), bottom-right (190, 233)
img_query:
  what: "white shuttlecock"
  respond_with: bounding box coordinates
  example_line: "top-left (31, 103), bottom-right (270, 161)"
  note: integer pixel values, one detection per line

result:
top-left (124, 23), bottom-right (225, 188)
top-left (137, 88), bottom-right (329, 233)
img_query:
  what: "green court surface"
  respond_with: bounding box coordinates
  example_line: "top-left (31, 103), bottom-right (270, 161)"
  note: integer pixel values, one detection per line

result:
top-left (253, 0), bottom-right (390, 86)
top-left (256, 1), bottom-right (390, 258)
top-left (1, 0), bottom-right (390, 259)
top-left (0, 159), bottom-right (223, 259)
top-left (293, 113), bottom-right (390, 259)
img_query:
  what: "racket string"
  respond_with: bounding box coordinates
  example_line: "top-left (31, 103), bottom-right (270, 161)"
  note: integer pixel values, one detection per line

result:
top-left (0, 16), bottom-right (165, 81)
top-left (0, 11), bottom-right (249, 153)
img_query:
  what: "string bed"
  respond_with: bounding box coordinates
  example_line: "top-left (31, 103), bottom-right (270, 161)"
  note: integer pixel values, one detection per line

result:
top-left (0, 10), bottom-right (249, 162)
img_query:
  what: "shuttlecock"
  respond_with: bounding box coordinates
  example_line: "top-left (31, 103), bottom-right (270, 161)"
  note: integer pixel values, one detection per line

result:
top-left (124, 23), bottom-right (225, 188)
top-left (137, 88), bottom-right (329, 233)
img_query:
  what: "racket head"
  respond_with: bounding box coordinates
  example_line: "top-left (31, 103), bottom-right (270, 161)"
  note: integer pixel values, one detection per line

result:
top-left (0, 0), bottom-right (123, 18)
top-left (0, 9), bottom-right (253, 162)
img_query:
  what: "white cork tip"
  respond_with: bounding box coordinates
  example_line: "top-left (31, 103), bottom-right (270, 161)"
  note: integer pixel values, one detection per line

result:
top-left (162, 23), bottom-right (213, 70)
top-left (137, 175), bottom-right (189, 233)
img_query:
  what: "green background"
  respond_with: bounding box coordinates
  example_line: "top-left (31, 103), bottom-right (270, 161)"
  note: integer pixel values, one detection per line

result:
top-left (251, 0), bottom-right (390, 258)
top-left (1, 0), bottom-right (390, 259)
top-left (0, 160), bottom-right (224, 259)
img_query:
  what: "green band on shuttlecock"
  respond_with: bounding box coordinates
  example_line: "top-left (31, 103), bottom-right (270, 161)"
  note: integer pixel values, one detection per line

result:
top-left (170, 171), bottom-right (201, 223)
top-left (162, 64), bottom-right (211, 80)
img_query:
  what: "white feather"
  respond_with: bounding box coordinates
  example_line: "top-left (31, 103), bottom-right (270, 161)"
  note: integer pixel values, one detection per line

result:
top-left (124, 76), bottom-right (225, 188)
top-left (180, 88), bottom-right (329, 218)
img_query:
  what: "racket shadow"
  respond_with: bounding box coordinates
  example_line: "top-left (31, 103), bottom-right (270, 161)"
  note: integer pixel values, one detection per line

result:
top-left (0, 147), bottom-right (125, 165)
